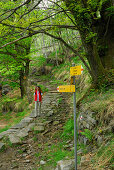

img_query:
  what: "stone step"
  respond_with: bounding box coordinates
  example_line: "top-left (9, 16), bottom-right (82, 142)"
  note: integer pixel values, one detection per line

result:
top-left (0, 142), bottom-right (5, 151)
top-left (0, 84), bottom-right (62, 148)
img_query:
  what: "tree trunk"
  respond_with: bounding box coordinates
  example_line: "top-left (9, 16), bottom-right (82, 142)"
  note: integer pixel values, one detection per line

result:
top-left (19, 59), bottom-right (30, 99)
top-left (63, 0), bottom-right (114, 87)
top-left (80, 31), bottom-right (106, 85)
top-left (19, 68), bottom-right (26, 98)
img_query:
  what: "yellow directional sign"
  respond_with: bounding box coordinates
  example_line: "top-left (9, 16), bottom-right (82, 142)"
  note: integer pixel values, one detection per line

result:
top-left (57, 85), bottom-right (75, 92)
top-left (70, 65), bottom-right (83, 76)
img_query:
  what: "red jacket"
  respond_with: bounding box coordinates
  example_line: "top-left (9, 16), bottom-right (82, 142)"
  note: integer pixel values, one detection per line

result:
top-left (34, 90), bottom-right (42, 102)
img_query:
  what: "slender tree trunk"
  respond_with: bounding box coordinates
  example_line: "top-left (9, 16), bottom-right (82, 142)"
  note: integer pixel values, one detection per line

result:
top-left (19, 68), bottom-right (26, 98)
top-left (19, 59), bottom-right (30, 99)
top-left (42, 33), bottom-right (47, 58)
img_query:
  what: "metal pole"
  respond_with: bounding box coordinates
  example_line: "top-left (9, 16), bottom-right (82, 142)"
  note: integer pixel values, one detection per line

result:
top-left (72, 63), bottom-right (77, 170)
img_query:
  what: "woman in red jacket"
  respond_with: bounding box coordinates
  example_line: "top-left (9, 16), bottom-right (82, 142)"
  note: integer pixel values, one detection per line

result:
top-left (34, 86), bottom-right (43, 117)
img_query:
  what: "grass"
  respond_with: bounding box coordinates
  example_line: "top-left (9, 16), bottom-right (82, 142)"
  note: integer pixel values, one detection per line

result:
top-left (57, 97), bottom-right (63, 104)
top-left (0, 87), bottom-right (35, 133)
top-left (91, 139), bottom-right (114, 169)
top-left (50, 79), bottom-right (65, 86)
top-left (34, 117), bottom-right (82, 169)
top-left (61, 119), bottom-right (74, 140)
top-left (0, 110), bottom-right (31, 133)
top-left (0, 126), bottom-right (10, 133)
top-left (36, 141), bottom-right (81, 169)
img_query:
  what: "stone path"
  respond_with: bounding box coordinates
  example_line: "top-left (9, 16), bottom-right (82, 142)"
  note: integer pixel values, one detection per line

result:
top-left (0, 83), bottom-right (75, 170)
top-left (0, 85), bottom-right (61, 149)
top-left (0, 84), bottom-right (97, 170)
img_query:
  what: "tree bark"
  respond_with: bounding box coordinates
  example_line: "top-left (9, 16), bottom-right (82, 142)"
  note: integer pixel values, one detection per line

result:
top-left (19, 59), bottom-right (30, 99)
top-left (63, 0), bottom-right (114, 87)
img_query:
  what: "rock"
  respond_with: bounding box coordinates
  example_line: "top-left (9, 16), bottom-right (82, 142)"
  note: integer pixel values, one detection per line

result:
top-left (0, 130), bottom-right (16, 139)
top-left (77, 149), bottom-right (83, 155)
top-left (63, 145), bottom-right (70, 149)
top-left (56, 159), bottom-right (75, 170)
top-left (40, 160), bottom-right (46, 165)
top-left (11, 164), bottom-right (19, 169)
top-left (30, 110), bottom-right (36, 118)
top-left (25, 160), bottom-right (30, 163)
top-left (53, 121), bottom-right (59, 125)
top-left (2, 84), bottom-right (11, 95)
top-left (0, 142), bottom-right (5, 151)
top-left (20, 117), bottom-right (33, 123)
top-left (16, 129), bottom-right (28, 138)
top-left (11, 122), bottom-right (27, 129)
top-left (7, 129), bottom-right (18, 133)
top-left (43, 166), bottom-right (55, 170)
top-left (34, 126), bottom-right (45, 132)
top-left (0, 135), bottom-right (3, 140)
top-left (27, 150), bottom-right (32, 154)
top-left (36, 123), bottom-right (44, 126)
top-left (26, 123), bottom-right (36, 132)
top-left (47, 110), bottom-right (54, 117)
top-left (81, 156), bottom-right (86, 162)
top-left (23, 153), bottom-right (28, 157)
top-left (9, 134), bottom-right (21, 144)
top-left (81, 160), bottom-right (90, 167)
top-left (84, 137), bottom-right (88, 145)
top-left (44, 121), bottom-right (52, 125)
top-left (80, 156), bottom-right (90, 167)
top-left (97, 135), bottom-right (103, 146)
top-left (82, 121), bottom-right (90, 129)
top-left (87, 116), bottom-right (96, 125)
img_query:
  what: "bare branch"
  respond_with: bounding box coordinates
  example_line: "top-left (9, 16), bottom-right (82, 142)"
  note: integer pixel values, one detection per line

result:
top-left (0, 0), bottom-right (42, 22)
top-left (0, 29), bottom-right (44, 49)
top-left (19, 0), bottom-right (43, 20)
top-left (0, 35), bottom-right (30, 49)
top-left (30, 10), bottom-right (66, 25)
top-left (0, 22), bottom-right (27, 30)
top-left (48, 0), bottom-right (78, 28)
top-left (31, 24), bottom-right (77, 30)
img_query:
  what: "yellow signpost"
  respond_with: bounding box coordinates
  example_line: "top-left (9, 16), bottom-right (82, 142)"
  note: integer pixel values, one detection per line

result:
top-left (70, 65), bottom-right (83, 76)
top-left (57, 85), bottom-right (75, 92)
top-left (57, 64), bottom-right (83, 170)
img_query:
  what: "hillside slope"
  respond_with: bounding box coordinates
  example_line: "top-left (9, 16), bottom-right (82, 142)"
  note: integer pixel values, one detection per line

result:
top-left (0, 60), bottom-right (113, 170)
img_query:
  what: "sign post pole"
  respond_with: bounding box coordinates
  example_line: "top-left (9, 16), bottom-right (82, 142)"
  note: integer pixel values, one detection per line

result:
top-left (57, 64), bottom-right (84, 170)
top-left (72, 63), bottom-right (77, 170)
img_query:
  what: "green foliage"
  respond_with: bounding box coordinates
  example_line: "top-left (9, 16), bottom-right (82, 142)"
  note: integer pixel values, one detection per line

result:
top-left (86, 32), bottom-right (97, 42)
top-left (2, 137), bottom-right (12, 147)
top-left (30, 56), bottom-right (46, 68)
top-left (34, 152), bottom-right (40, 157)
top-left (80, 129), bottom-right (93, 141)
top-left (61, 119), bottom-right (74, 140)
top-left (36, 84), bottom-right (48, 93)
top-left (0, 126), bottom-right (10, 133)
top-left (34, 130), bottom-right (40, 135)
top-left (33, 136), bottom-right (38, 142)
top-left (57, 97), bottom-right (63, 104)
top-left (0, 93), bottom-right (31, 133)
top-left (106, 6), bottom-right (114, 16)
top-left (41, 142), bottom-right (75, 167)
top-left (18, 149), bottom-right (24, 154)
